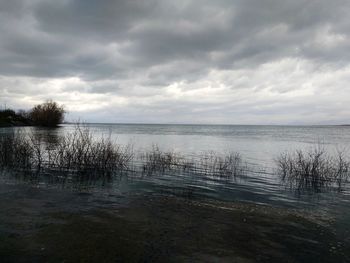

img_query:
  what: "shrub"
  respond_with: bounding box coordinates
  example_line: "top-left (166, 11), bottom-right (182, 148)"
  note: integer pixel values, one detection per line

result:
top-left (30, 100), bottom-right (65, 127)
top-left (276, 148), bottom-right (350, 192)
top-left (198, 151), bottom-right (245, 177)
top-left (140, 145), bottom-right (181, 175)
top-left (0, 125), bottom-right (133, 177)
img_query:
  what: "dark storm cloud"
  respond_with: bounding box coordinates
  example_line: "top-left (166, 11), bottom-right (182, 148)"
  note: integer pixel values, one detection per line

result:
top-left (1, 0), bottom-right (350, 124)
top-left (0, 0), bottom-right (349, 79)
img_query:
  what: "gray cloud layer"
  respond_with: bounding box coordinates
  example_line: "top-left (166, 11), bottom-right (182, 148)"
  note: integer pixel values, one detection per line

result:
top-left (1, 0), bottom-right (350, 124)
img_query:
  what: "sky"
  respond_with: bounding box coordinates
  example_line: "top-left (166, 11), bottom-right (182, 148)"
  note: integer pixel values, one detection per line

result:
top-left (0, 0), bottom-right (350, 125)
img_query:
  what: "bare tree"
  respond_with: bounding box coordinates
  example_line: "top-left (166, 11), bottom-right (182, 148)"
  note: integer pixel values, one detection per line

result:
top-left (30, 100), bottom-right (65, 127)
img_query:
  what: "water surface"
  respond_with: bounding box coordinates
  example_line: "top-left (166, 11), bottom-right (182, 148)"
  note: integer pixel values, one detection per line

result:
top-left (1, 124), bottom-right (349, 262)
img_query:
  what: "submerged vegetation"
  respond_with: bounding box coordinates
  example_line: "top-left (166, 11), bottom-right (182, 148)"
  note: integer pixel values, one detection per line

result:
top-left (0, 126), bottom-right (132, 177)
top-left (0, 126), bottom-right (247, 179)
top-left (276, 148), bottom-right (350, 192)
top-left (140, 145), bottom-right (182, 174)
top-left (140, 146), bottom-right (245, 178)
top-left (198, 151), bottom-right (245, 177)
top-left (1, 125), bottom-right (350, 192)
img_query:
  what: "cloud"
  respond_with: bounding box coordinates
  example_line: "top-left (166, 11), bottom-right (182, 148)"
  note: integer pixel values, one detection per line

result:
top-left (0, 0), bottom-right (350, 124)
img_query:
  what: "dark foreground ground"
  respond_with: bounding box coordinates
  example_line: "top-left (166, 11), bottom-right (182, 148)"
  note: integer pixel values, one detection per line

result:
top-left (0, 183), bottom-right (349, 263)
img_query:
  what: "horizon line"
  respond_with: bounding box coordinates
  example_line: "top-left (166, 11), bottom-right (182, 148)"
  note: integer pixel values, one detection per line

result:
top-left (63, 121), bottom-right (350, 127)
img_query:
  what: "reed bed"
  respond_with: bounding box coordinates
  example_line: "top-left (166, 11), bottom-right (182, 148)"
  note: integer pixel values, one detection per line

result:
top-left (197, 152), bottom-right (245, 178)
top-left (276, 148), bottom-right (350, 191)
top-left (0, 127), bottom-right (248, 179)
top-left (139, 146), bottom-right (246, 178)
top-left (140, 145), bottom-right (182, 175)
top-left (2, 126), bottom-right (349, 193)
top-left (0, 126), bottom-right (133, 177)
top-left (0, 132), bottom-right (34, 170)
top-left (47, 126), bottom-right (132, 176)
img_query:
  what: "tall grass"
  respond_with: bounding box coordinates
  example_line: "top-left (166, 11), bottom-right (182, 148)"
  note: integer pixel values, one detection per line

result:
top-left (276, 148), bottom-right (350, 191)
top-left (197, 152), bottom-right (245, 178)
top-left (140, 146), bottom-right (246, 178)
top-left (49, 126), bottom-right (133, 176)
top-left (140, 145), bottom-right (182, 175)
top-left (3, 126), bottom-right (348, 192)
top-left (0, 132), bottom-right (34, 169)
top-left (0, 126), bottom-right (133, 177)
top-left (0, 129), bottom-right (247, 179)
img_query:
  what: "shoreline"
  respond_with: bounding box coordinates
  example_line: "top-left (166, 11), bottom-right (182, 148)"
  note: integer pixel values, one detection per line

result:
top-left (0, 121), bottom-right (32, 128)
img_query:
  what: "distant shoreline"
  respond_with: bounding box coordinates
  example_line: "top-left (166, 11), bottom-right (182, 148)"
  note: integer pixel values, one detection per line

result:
top-left (63, 122), bottom-right (350, 127)
top-left (0, 122), bottom-right (32, 128)
top-left (2, 117), bottom-right (349, 128)
top-left (0, 111), bottom-right (32, 128)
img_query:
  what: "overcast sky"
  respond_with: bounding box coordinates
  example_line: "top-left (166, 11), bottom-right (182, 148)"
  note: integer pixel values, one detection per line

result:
top-left (1, 0), bottom-right (350, 124)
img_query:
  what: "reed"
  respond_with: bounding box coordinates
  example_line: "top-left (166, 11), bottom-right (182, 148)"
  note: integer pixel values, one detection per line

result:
top-left (0, 125), bottom-right (133, 177)
top-left (0, 131), bottom-right (34, 169)
top-left (197, 151), bottom-right (245, 177)
top-left (49, 126), bottom-right (132, 175)
top-left (140, 145), bottom-right (182, 175)
top-left (0, 128), bottom-right (248, 179)
top-left (4, 126), bottom-right (349, 191)
top-left (276, 148), bottom-right (350, 191)
top-left (140, 147), bottom-right (246, 178)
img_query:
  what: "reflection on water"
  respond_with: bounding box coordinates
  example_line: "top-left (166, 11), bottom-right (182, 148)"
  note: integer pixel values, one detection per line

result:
top-left (1, 124), bottom-right (350, 262)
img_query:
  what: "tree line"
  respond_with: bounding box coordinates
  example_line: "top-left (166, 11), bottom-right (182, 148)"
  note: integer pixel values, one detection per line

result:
top-left (0, 100), bottom-right (65, 127)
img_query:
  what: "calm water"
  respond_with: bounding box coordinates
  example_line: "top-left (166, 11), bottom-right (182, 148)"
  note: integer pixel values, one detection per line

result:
top-left (1, 124), bottom-right (350, 262)
top-left (5, 123), bottom-right (350, 165)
